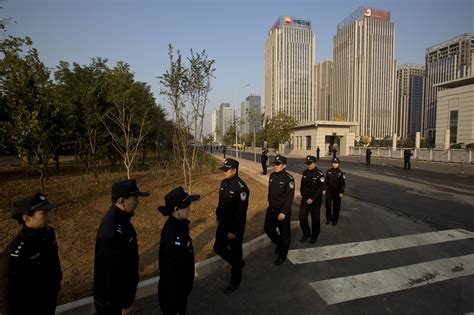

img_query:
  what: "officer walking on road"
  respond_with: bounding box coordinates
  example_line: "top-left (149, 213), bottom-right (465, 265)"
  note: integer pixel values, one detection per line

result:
top-left (404, 149), bottom-right (413, 170)
top-left (1, 193), bottom-right (62, 315)
top-left (366, 148), bottom-right (372, 166)
top-left (213, 158), bottom-right (249, 294)
top-left (261, 148), bottom-right (269, 175)
top-left (264, 155), bottom-right (295, 265)
top-left (299, 156), bottom-right (325, 244)
top-left (94, 179), bottom-right (150, 315)
top-left (325, 158), bottom-right (346, 226)
top-left (157, 187), bottom-right (200, 315)
top-left (223, 145), bottom-right (227, 159)
top-left (316, 146), bottom-right (320, 161)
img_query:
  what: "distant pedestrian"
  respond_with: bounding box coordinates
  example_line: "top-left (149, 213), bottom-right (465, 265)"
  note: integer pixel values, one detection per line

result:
top-left (366, 148), bottom-right (372, 166)
top-left (157, 187), bottom-right (200, 315)
top-left (210, 145), bottom-right (213, 154)
top-left (316, 146), bottom-right (320, 161)
top-left (299, 156), bottom-right (325, 244)
top-left (1, 193), bottom-right (62, 315)
top-left (261, 148), bottom-right (269, 175)
top-left (324, 157), bottom-right (345, 226)
top-left (404, 149), bottom-right (413, 170)
top-left (94, 179), bottom-right (150, 315)
top-left (223, 146), bottom-right (227, 159)
top-left (328, 144), bottom-right (333, 155)
top-left (265, 155), bottom-right (295, 265)
top-left (332, 147), bottom-right (338, 159)
top-left (214, 159), bottom-right (249, 294)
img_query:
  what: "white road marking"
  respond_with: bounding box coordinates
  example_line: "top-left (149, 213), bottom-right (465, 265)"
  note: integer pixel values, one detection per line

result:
top-left (310, 254), bottom-right (474, 305)
top-left (288, 229), bottom-right (474, 264)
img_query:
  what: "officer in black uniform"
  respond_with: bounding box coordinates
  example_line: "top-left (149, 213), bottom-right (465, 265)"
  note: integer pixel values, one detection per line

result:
top-left (264, 155), bottom-right (295, 265)
top-left (223, 145), bottom-right (227, 159)
top-left (404, 149), bottom-right (413, 170)
top-left (157, 187), bottom-right (200, 315)
top-left (213, 158), bottom-right (249, 294)
top-left (366, 148), bottom-right (372, 166)
top-left (324, 157), bottom-right (346, 226)
top-left (316, 146), bottom-right (320, 161)
top-left (94, 179), bottom-right (150, 315)
top-left (261, 148), bottom-right (269, 175)
top-left (1, 193), bottom-right (62, 315)
top-left (299, 155), bottom-right (325, 244)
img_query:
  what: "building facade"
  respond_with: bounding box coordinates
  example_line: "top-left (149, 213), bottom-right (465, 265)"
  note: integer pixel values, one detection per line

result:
top-left (315, 60), bottom-right (333, 121)
top-left (264, 16), bottom-right (316, 123)
top-left (211, 109), bottom-right (220, 143)
top-left (434, 76), bottom-right (474, 148)
top-left (396, 64), bottom-right (425, 139)
top-left (332, 7), bottom-right (396, 138)
top-left (220, 103), bottom-right (234, 143)
top-left (240, 94), bottom-right (262, 136)
top-left (423, 33), bottom-right (473, 141)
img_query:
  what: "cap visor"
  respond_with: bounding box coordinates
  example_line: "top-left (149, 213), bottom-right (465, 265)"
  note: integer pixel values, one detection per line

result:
top-left (273, 162), bottom-right (282, 165)
top-left (188, 194), bottom-right (200, 202)
top-left (305, 161), bottom-right (313, 165)
top-left (36, 203), bottom-right (56, 210)
top-left (134, 191), bottom-right (150, 197)
top-left (218, 166), bottom-right (232, 171)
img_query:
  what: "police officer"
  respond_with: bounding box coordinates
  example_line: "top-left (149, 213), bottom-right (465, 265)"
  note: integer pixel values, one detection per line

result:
top-left (94, 179), bottom-right (150, 315)
top-left (261, 148), bottom-right (269, 175)
top-left (404, 149), bottom-right (413, 170)
top-left (366, 148), bottom-right (372, 166)
top-left (157, 187), bottom-right (200, 315)
top-left (223, 145), bottom-right (227, 159)
top-left (213, 158), bottom-right (249, 294)
top-left (1, 193), bottom-right (62, 315)
top-left (324, 157), bottom-right (346, 226)
top-left (316, 146), bottom-right (320, 161)
top-left (299, 156), bottom-right (325, 244)
top-left (264, 155), bottom-right (295, 265)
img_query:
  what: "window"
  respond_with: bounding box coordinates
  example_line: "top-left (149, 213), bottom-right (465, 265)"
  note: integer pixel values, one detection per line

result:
top-left (306, 136), bottom-right (312, 150)
top-left (449, 110), bottom-right (458, 144)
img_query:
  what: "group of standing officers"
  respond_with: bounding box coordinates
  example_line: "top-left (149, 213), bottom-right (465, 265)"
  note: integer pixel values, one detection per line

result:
top-left (1, 152), bottom-right (345, 315)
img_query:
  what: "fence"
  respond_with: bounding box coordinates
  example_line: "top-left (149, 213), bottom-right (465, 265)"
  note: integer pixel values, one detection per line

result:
top-left (349, 147), bottom-right (473, 164)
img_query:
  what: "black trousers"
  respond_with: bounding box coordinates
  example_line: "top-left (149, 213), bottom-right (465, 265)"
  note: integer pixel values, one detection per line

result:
top-left (299, 198), bottom-right (321, 239)
top-left (325, 192), bottom-right (341, 223)
top-left (261, 160), bottom-right (267, 174)
top-left (95, 300), bottom-right (122, 315)
top-left (264, 208), bottom-right (291, 259)
top-left (366, 157), bottom-right (371, 165)
top-left (213, 224), bottom-right (244, 286)
top-left (160, 299), bottom-right (188, 315)
top-left (404, 159), bottom-right (411, 170)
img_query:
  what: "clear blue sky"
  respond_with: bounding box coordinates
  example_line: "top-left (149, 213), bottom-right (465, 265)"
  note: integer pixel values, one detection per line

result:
top-left (3, 0), bottom-right (473, 133)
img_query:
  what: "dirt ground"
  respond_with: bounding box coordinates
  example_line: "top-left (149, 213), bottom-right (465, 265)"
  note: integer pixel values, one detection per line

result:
top-left (0, 155), bottom-right (269, 304)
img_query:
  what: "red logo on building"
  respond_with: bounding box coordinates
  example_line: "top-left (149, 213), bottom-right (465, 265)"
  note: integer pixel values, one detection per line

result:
top-left (284, 16), bottom-right (292, 25)
top-left (364, 8), bottom-right (372, 16)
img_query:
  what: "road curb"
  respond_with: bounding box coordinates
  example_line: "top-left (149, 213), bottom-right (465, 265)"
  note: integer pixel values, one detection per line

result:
top-left (56, 221), bottom-right (299, 314)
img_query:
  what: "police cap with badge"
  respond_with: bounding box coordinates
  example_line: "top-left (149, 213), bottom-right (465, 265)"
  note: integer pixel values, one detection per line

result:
top-left (305, 155), bottom-right (317, 165)
top-left (12, 193), bottom-right (56, 223)
top-left (219, 158), bottom-right (239, 171)
top-left (158, 186), bottom-right (200, 216)
top-left (112, 178), bottom-right (150, 199)
top-left (332, 157), bottom-right (341, 164)
top-left (273, 155), bottom-right (287, 165)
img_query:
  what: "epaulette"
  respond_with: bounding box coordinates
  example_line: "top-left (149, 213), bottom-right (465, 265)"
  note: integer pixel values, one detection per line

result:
top-left (284, 172), bottom-right (294, 180)
top-left (237, 180), bottom-right (245, 189)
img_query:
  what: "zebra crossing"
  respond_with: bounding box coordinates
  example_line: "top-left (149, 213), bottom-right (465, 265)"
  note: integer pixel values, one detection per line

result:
top-left (287, 229), bottom-right (474, 305)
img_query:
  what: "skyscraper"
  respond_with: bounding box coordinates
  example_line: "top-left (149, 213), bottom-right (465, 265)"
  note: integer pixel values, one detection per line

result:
top-left (219, 103), bottom-right (234, 143)
top-left (240, 94), bottom-right (262, 136)
top-left (211, 109), bottom-right (220, 143)
top-left (332, 7), bottom-right (396, 138)
top-left (396, 65), bottom-right (425, 139)
top-left (422, 33), bottom-right (473, 140)
top-left (264, 16), bottom-right (316, 122)
top-left (315, 60), bottom-right (333, 121)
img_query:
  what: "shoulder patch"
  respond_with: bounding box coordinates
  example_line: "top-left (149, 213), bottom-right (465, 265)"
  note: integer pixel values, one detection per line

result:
top-left (240, 192), bottom-right (248, 201)
top-left (320, 177), bottom-right (325, 182)
top-left (289, 182), bottom-right (294, 190)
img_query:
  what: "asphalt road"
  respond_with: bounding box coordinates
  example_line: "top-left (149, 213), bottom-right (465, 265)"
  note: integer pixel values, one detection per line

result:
top-left (136, 149), bottom-right (474, 315)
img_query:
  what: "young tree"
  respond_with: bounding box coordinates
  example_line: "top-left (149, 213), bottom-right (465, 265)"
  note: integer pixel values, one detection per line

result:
top-left (264, 111), bottom-right (298, 149)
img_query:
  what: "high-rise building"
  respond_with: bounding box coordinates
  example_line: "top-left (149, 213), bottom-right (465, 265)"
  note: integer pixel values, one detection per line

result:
top-left (396, 65), bottom-right (425, 139)
top-left (240, 94), bottom-right (262, 135)
top-left (332, 7), bottom-right (396, 138)
top-left (264, 16), bottom-right (316, 123)
top-left (211, 109), bottom-right (220, 143)
top-left (219, 103), bottom-right (234, 142)
top-left (315, 60), bottom-right (333, 121)
top-left (422, 33), bottom-right (473, 140)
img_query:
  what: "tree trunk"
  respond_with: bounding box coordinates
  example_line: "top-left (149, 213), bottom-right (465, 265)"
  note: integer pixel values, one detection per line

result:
top-left (54, 150), bottom-right (60, 172)
top-left (39, 166), bottom-right (46, 193)
top-left (141, 142), bottom-right (148, 169)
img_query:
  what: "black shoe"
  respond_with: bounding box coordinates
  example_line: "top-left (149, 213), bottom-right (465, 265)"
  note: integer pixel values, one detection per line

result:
top-left (274, 257), bottom-right (286, 265)
top-left (300, 236), bottom-right (309, 243)
top-left (274, 247), bottom-right (279, 255)
top-left (223, 284), bottom-right (237, 294)
top-left (331, 221), bottom-right (338, 226)
top-left (310, 238), bottom-right (317, 244)
top-left (325, 220), bottom-right (331, 225)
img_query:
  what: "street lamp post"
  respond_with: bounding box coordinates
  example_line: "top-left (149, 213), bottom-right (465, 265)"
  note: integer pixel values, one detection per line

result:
top-left (234, 83), bottom-right (250, 159)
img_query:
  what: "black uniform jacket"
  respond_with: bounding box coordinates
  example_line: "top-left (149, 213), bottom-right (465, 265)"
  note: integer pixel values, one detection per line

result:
top-left (158, 217), bottom-right (194, 307)
top-left (268, 170), bottom-right (295, 214)
top-left (1, 226), bottom-right (62, 314)
top-left (325, 168), bottom-right (346, 194)
top-left (300, 168), bottom-right (325, 201)
top-left (94, 205), bottom-right (139, 309)
top-left (215, 176), bottom-right (250, 235)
